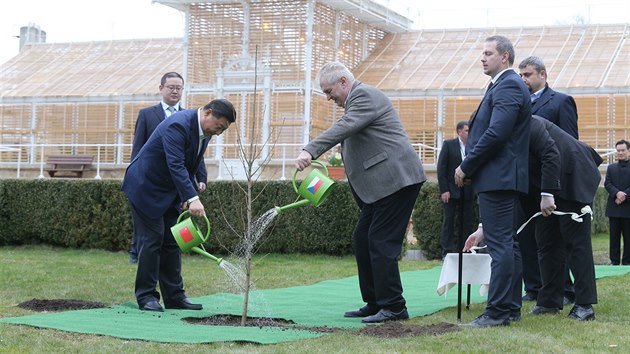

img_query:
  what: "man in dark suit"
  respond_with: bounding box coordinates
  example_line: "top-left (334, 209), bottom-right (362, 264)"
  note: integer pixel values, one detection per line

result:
top-left (465, 115), bottom-right (601, 321)
top-left (295, 62), bottom-right (426, 323)
top-left (527, 116), bottom-right (601, 320)
top-left (605, 139), bottom-right (630, 265)
top-left (519, 56), bottom-right (579, 139)
top-left (455, 35), bottom-right (531, 327)
top-left (122, 99), bottom-right (236, 312)
top-left (128, 72), bottom-right (208, 263)
top-left (518, 56), bottom-right (578, 303)
top-left (437, 121), bottom-right (474, 257)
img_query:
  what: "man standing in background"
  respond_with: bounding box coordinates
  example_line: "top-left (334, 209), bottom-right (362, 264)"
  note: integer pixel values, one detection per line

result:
top-left (437, 121), bottom-right (473, 257)
top-left (605, 139), bottom-right (630, 265)
top-left (128, 72), bottom-right (207, 264)
top-left (518, 56), bottom-right (578, 303)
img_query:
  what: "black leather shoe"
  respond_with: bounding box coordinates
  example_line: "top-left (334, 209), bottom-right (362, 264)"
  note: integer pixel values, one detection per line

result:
top-left (509, 313), bottom-right (521, 322)
top-left (567, 305), bottom-right (595, 321)
top-left (361, 308), bottom-right (409, 323)
top-left (165, 298), bottom-right (202, 310)
top-left (139, 300), bottom-right (164, 312)
top-left (461, 315), bottom-right (509, 328)
top-left (531, 305), bottom-right (560, 315)
top-left (522, 292), bottom-right (537, 301)
top-left (344, 305), bottom-right (380, 318)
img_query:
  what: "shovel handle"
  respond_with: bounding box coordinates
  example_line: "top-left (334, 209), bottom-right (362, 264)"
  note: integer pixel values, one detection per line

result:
top-left (177, 210), bottom-right (211, 242)
top-left (292, 160), bottom-right (329, 194)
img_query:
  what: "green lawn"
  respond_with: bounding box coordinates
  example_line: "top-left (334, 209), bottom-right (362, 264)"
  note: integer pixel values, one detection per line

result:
top-left (1, 234), bottom-right (628, 353)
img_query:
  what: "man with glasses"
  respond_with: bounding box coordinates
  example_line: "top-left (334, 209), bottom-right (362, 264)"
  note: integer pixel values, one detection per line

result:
top-left (295, 62), bottom-right (426, 323)
top-left (128, 72), bottom-right (207, 264)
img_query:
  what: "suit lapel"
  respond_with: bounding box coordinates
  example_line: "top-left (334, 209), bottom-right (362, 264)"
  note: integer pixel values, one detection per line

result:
top-left (532, 90), bottom-right (552, 114)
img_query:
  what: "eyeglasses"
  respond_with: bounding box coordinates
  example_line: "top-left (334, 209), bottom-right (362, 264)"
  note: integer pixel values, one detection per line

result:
top-left (165, 85), bottom-right (184, 92)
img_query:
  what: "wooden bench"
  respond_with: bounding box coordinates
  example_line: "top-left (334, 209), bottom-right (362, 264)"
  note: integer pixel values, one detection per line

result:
top-left (46, 154), bottom-right (94, 178)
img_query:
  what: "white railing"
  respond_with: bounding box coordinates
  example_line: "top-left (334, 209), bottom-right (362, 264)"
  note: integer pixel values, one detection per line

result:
top-left (0, 142), bottom-right (440, 179)
top-left (0, 142), bottom-right (615, 179)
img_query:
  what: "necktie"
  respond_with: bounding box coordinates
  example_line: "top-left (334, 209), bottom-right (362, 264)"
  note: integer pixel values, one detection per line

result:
top-left (487, 81), bottom-right (494, 91)
top-left (166, 106), bottom-right (175, 117)
top-left (198, 136), bottom-right (206, 155)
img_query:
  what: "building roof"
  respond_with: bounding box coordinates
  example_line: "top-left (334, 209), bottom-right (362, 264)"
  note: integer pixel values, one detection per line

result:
top-left (2, 24), bottom-right (629, 99)
top-left (355, 23), bottom-right (630, 94)
top-left (0, 38), bottom-right (183, 98)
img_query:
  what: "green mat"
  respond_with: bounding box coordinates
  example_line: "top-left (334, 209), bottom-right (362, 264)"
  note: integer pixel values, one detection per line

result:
top-left (1, 265), bottom-right (629, 344)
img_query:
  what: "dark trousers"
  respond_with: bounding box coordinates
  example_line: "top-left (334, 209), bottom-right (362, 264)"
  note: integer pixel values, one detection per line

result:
top-left (478, 191), bottom-right (521, 319)
top-left (609, 217), bottom-right (630, 265)
top-left (353, 183), bottom-right (422, 311)
top-left (130, 203), bottom-right (185, 306)
top-left (536, 198), bottom-right (597, 308)
top-left (517, 196), bottom-right (542, 296)
top-left (129, 212), bottom-right (139, 258)
top-left (519, 195), bottom-right (575, 300)
top-left (440, 196), bottom-right (474, 256)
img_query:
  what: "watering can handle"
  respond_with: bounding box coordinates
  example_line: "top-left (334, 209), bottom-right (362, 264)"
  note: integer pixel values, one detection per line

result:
top-left (177, 210), bottom-right (211, 242)
top-left (292, 160), bottom-right (329, 194)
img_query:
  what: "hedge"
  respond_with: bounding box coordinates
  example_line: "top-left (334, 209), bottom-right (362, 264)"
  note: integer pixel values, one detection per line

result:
top-left (0, 179), bottom-right (610, 260)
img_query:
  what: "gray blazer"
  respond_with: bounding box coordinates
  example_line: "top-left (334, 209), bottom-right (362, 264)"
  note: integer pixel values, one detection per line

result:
top-left (304, 81), bottom-right (426, 204)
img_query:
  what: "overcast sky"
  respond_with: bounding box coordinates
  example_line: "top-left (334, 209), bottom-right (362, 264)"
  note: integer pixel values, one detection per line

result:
top-left (1, 0), bottom-right (629, 65)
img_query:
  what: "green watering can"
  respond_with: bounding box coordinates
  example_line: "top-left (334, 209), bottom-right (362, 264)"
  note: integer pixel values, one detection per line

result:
top-left (170, 210), bottom-right (223, 265)
top-left (274, 160), bottom-right (336, 214)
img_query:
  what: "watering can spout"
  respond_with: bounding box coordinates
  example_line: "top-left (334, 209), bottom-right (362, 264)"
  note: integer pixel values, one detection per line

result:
top-left (274, 160), bottom-right (336, 214)
top-left (190, 246), bottom-right (223, 265)
top-left (274, 199), bottom-right (311, 214)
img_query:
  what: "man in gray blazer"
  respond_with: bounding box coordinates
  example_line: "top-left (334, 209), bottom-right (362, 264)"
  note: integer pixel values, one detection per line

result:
top-left (295, 62), bottom-right (426, 323)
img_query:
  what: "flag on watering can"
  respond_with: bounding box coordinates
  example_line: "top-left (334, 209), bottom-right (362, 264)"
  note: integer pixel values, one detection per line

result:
top-left (179, 227), bottom-right (194, 243)
top-left (307, 177), bottom-right (324, 194)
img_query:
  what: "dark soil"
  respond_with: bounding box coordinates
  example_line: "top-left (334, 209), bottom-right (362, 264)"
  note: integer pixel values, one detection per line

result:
top-left (18, 299), bottom-right (107, 312)
top-left (17, 299), bottom-right (458, 338)
top-left (184, 314), bottom-right (339, 333)
top-left (186, 315), bottom-right (459, 337)
top-left (359, 321), bottom-right (461, 338)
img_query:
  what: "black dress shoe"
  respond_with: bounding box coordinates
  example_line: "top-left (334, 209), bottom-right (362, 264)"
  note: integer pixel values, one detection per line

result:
top-left (509, 313), bottom-right (521, 322)
top-left (344, 305), bottom-right (380, 318)
top-left (567, 305), bottom-right (595, 321)
top-left (461, 315), bottom-right (509, 328)
top-left (531, 305), bottom-right (560, 315)
top-left (361, 308), bottom-right (409, 323)
top-left (139, 300), bottom-right (164, 312)
top-left (522, 292), bottom-right (537, 301)
top-left (165, 298), bottom-right (203, 310)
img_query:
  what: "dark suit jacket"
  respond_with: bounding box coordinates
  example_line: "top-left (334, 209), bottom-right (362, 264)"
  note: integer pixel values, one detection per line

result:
top-left (532, 84), bottom-right (579, 139)
top-left (461, 70), bottom-right (531, 194)
top-left (604, 160), bottom-right (630, 218)
top-left (530, 116), bottom-right (602, 204)
top-left (437, 138), bottom-right (472, 200)
top-left (122, 109), bottom-right (209, 218)
top-left (131, 103), bottom-right (207, 184)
